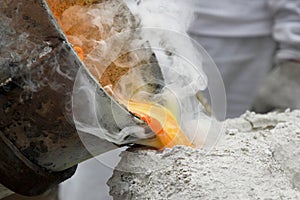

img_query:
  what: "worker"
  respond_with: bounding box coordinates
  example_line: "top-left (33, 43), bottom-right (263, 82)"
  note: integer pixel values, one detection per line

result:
top-left (188, 0), bottom-right (300, 117)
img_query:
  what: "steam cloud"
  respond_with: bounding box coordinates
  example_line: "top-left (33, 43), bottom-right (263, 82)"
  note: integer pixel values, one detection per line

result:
top-left (71, 0), bottom-right (219, 147)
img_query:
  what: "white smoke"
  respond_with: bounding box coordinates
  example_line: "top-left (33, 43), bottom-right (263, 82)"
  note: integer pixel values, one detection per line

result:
top-left (69, 0), bottom-right (220, 148)
top-left (119, 0), bottom-right (213, 146)
top-left (125, 0), bottom-right (207, 90)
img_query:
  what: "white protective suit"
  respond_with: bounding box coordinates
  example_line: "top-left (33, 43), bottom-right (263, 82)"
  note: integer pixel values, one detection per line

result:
top-left (188, 0), bottom-right (300, 117)
top-left (60, 1), bottom-right (300, 199)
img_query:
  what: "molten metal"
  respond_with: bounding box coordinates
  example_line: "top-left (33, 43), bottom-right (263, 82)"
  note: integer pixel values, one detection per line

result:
top-left (46, 0), bottom-right (194, 149)
top-left (127, 101), bottom-right (194, 149)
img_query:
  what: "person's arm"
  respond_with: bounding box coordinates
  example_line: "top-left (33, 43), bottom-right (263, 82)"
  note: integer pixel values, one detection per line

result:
top-left (252, 0), bottom-right (300, 113)
top-left (269, 0), bottom-right (300, 62)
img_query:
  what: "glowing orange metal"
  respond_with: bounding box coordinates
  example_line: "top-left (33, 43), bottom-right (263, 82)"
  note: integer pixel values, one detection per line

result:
top-left (127, 100), bottom-right (194, 149)
top-left (46, 0), bottom-right (194, 149)
top-left (74, 46), bottom-right (85, 61)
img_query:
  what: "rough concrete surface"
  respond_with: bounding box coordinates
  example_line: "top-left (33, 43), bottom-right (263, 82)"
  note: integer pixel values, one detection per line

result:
top-left (108, 110), bottom-right (300, 200)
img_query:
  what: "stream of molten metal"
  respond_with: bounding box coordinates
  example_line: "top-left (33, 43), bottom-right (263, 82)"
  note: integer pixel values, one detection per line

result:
top-left (127, 101), bottom-right (194, 149)
top-left (47, 0), bottom-right (194, 149)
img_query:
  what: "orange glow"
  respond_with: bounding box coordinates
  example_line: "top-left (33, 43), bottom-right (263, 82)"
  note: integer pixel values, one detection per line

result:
top-left (74, 46), bottom-right (85, 60)
top-left (127, 101), bottom-right (194, 149)
top-left (46, 0), bottom-right (131, 89)
top-left (46, 0), bottom-right (194, 149)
